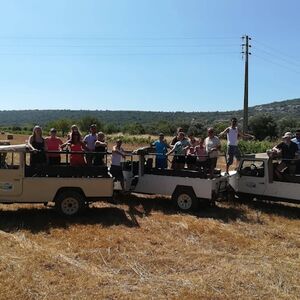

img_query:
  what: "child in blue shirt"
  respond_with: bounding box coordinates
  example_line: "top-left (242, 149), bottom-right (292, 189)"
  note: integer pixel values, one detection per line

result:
top-left (153, 133), bottom-right (169, 169)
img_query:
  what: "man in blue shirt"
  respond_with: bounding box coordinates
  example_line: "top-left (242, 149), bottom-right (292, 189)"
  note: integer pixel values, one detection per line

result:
top-left (153, 133), bottom-right (169, 169)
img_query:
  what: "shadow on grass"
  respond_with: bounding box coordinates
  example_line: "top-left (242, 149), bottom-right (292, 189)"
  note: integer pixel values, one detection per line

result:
top-left (116, 194), bottom-right (250, 223)
top-left (3, 196), bottom-right (296, 234)
top-left (237, 199), bottom-right (300, 220)
top-left (0, 205), bottom-right (139, 234)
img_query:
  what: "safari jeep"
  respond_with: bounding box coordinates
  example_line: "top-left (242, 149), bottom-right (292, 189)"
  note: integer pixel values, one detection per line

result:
top-left (229, 153), bottom-right (300, 204)
top-left (0, 144), bottom-right (114, 216)
top-left (118, 148), bottom-right (229, 211)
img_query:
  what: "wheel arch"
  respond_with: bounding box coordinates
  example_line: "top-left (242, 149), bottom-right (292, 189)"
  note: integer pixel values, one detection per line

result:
top-left (54, 187), bottom-right (86, 202)
top-left (172, 185), bottom-right (196, 198)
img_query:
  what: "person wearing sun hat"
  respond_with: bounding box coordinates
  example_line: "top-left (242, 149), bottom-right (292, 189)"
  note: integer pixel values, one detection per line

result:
top-left (272, 131), bottom-right (298, 179)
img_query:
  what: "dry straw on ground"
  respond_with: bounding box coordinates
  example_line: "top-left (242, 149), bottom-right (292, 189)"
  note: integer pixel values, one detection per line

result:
top-left (0, 135), bottom-right (299, 299)
top-left (0, 200), bottom-right (299, 300)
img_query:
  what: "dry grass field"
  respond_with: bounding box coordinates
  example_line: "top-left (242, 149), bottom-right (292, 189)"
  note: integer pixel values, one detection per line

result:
top-left (0, 134), bottom-right (299, 299)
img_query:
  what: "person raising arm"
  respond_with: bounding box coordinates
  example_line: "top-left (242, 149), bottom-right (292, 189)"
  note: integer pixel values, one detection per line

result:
top-left (219, 117), bottom-right (254, 174)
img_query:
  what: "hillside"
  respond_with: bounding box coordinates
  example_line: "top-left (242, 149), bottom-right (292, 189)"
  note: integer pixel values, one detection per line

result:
top-left (0, 98), bottom-right (300, 127)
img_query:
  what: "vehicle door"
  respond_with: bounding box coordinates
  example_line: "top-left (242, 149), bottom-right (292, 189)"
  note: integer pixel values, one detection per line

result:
top-left (0, 152), bottom-right (23, 197)
top-left (236, 159), bottom-right (266, 196)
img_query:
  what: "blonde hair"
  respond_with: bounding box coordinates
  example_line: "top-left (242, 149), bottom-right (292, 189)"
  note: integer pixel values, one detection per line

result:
top-left (32, 125), bottom-right (42, 141)
top-left (69, 124), bottom-right (82, 139)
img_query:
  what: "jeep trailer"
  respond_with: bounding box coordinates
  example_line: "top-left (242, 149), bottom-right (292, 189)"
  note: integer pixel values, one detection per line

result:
top-left (117, 149), bottom-right (230, 211)
top-left (0, 144), bottom-right (114, 216)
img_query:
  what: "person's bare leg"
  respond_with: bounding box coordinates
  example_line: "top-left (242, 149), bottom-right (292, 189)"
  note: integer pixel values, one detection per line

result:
top-left (226, 164), bottom-right (229, 174)
top-left (235, 159), bottom-right (240, 170)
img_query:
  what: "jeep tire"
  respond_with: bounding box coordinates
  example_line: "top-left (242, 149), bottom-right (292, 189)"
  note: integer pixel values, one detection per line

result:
top-left (172, 187), bottom-right (198, 212)
top-left (55, 190), bottom-right (85, 216)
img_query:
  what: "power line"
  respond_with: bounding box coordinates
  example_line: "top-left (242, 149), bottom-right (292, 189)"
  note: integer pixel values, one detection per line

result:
top-left (254, 38), bottom-right (300, 65)
top-left (0, 51), bottom-right (240, 57)
top-left (252, 53), bottom-right (300, 75)
top-left (0, 35), bottom-right (239, 41)
top-left (254, 46), bottom-right (300, 68)
top-left (0, 44), bottom-right (239, 48)
top-left (0, 35), bottom-right (241, 57)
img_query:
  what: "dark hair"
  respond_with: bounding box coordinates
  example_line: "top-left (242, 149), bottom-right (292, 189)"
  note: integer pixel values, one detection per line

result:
top-left (70, 132), bottom-right (81, 144)
top-left (231, 117), bottom-right (237, 122)
top-left (296, 129), bottom-right (300, 133)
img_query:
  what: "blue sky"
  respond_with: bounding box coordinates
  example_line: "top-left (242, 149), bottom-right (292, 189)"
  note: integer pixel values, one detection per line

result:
top-left (0, 0), bottom-right (300, 112)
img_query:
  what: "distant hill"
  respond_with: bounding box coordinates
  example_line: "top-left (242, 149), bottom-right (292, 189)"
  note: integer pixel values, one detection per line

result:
top-left (0, 98), bottom-right (300, 127)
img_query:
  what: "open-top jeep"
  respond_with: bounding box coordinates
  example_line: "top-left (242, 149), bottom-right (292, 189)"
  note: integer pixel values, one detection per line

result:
top-left (229, 153), bottom-right (300, 204)
top-left (0, 144), bottom-right (114, 216)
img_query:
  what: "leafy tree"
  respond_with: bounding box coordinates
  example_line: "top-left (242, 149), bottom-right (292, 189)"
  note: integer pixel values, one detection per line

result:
top-left (249, 114), bottom-right (277, 140)
top-left (122, 122), bottom-right (145, 135)
top-left (46, 119), bottom-right (72, 136)
top-left (278, 117), bottom-right (299, 135)
top-left (12, 126), bottom-right (22, 131)
top-left (150, 121), bottom-right (176, 136)
top-left (104, 123), bottom-right (120, 134)
top-left (187, 122), bottom-right (205, 137)
top-left (78, 116), bottom-right (103, 134)
top-left (179, 123), bottom-right (190, 134)
top-left (213, 122), bottom-right (228, 135)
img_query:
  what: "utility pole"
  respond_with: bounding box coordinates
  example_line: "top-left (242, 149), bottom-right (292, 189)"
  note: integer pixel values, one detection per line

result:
top-left (241, 35), bottom-right (251, 134)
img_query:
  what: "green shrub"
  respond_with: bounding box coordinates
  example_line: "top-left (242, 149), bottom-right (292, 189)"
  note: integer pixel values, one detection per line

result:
top-left (221, 140), bottom-right (274, 155)
top-left (107, 135), bottom-right (153, 145)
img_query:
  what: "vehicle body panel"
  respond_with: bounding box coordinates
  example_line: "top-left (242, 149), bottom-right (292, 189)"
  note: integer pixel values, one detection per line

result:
top-left (133, 174), bottom-right (215, 198)
top-left (0, 147), bottom-right (114, 203)
top-left (122, 156), bottom-right (229, 200)
top-left (229, 155), bottom-right (300, 203)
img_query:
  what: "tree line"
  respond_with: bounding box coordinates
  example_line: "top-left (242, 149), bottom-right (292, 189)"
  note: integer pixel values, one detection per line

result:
top-left (1, 113), bottom-right (300, 141)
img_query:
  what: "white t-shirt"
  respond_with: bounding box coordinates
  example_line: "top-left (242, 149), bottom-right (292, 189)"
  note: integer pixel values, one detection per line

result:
top-left (205, 136), bottom-right (220, 158)
top-left (227, 127), bottom-right (238, 146)
top-left (83, 134), bottom-right (97, 151)
top-left (111, 147), bottom-right (125, 166)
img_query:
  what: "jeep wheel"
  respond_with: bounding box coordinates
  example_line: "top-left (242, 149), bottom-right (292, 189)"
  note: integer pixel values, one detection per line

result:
top-left (172, 188), bottom-right (198, 212)
top-left (55, 191), bottom-right (85, 216)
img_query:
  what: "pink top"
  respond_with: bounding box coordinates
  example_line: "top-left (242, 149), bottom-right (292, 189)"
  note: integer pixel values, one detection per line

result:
top-left (45, 137), bottom-right (63, 157)
top-left (70, 143), bottom-right (86, 166)
top-left (195, 145), bottom-right (207, 161)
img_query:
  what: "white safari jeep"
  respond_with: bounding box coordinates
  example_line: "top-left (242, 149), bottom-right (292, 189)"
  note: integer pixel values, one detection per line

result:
top-left (119, 149), bottom-right (229, 211)
top-left (229, 153), bottom-right (300, 204)
top-left (0, 144), bottom-right (114, 216)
